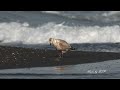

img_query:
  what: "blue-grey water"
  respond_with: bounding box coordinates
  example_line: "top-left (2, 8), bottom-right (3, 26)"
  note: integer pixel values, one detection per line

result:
top-left (0, 11), bottom-right (120, 79)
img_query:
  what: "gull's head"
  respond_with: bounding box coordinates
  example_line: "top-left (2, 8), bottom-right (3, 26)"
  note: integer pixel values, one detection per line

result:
top-left (49, 38), bottom-right (53, 45)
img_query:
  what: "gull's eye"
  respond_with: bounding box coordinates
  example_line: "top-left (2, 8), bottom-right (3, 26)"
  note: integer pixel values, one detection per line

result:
top-left (49, 38), bottom-right (52, 41)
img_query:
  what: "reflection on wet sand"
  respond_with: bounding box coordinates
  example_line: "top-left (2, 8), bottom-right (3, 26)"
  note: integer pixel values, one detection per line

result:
top-left (54, 66), bottom-right (65, 72)
top-left (54, 64), bottom-right (73, 72)
top-left (54, 57), bottom-right (65, 72)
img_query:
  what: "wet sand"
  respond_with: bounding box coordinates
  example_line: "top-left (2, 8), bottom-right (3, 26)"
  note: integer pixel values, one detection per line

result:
top-left (0, 45), bottom-right (120, 69)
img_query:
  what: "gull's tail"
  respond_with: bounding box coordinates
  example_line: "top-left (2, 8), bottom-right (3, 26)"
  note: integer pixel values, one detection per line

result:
top-left (70, 46), bottom-right (76, 50)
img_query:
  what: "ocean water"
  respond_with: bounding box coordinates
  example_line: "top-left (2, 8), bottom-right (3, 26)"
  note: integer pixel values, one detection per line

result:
top-left (0, 11), bottom-right (120, 79)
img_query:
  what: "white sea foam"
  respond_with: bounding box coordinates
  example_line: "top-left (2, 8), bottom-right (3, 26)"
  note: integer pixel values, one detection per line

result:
top-left (102, 11), bottom-right (120, 16)
top-left (41, 11), bottom-right (60, 15)
top-left (0, 22), bottom-right (120, 44)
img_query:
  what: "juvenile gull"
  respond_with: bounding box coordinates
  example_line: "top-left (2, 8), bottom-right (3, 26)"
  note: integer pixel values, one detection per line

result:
top-left (49, 38), bottom-right (75, 57)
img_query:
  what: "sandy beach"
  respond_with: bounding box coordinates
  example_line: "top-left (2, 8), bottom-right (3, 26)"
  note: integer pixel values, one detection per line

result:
top-left (0, 45), bottom-right (120, 70)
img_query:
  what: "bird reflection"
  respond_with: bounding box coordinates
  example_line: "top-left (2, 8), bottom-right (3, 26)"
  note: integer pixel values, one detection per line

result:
top-left (54, 66), bottom-right (65, 72)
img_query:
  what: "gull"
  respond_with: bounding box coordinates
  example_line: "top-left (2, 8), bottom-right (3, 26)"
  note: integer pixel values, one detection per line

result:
top-left (49, 38), bottom-right (75, 57)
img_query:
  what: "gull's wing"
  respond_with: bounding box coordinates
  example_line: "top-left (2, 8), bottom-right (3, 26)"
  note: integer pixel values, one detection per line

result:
top-left (58, 40), bottom-right (71, 50)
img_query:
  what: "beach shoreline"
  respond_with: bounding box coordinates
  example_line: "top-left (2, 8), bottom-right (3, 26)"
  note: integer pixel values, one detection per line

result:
top-left (0, 45), bottom-right (120, 70)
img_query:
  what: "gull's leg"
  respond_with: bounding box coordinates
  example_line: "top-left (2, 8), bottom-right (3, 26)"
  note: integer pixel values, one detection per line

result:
top-left (60, 51), bottom-right (63, 58)
top-left (61, 52), bottom-right (63, 58)
top-left (57, 50), bottom-right (62, 58)
top-left (61, 51), bottom-right (66, 58)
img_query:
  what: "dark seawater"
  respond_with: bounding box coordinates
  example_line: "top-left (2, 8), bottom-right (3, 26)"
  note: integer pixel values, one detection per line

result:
top-left (0, 11), bottom-right (120, 79)
top-left (0, 59), bottom-right (120, 79)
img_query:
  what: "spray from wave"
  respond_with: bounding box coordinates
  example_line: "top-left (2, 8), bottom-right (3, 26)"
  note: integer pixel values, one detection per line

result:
top-left (0, 22), bottom-right (120, 44)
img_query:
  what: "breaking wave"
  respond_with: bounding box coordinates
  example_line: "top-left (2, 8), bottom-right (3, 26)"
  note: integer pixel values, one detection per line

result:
top-left (0, 22), bottom-right (120, 44)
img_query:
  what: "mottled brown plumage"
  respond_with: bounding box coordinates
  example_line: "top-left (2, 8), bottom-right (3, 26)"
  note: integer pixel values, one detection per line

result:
top-left (49, 38), bottom-right (74, 57)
